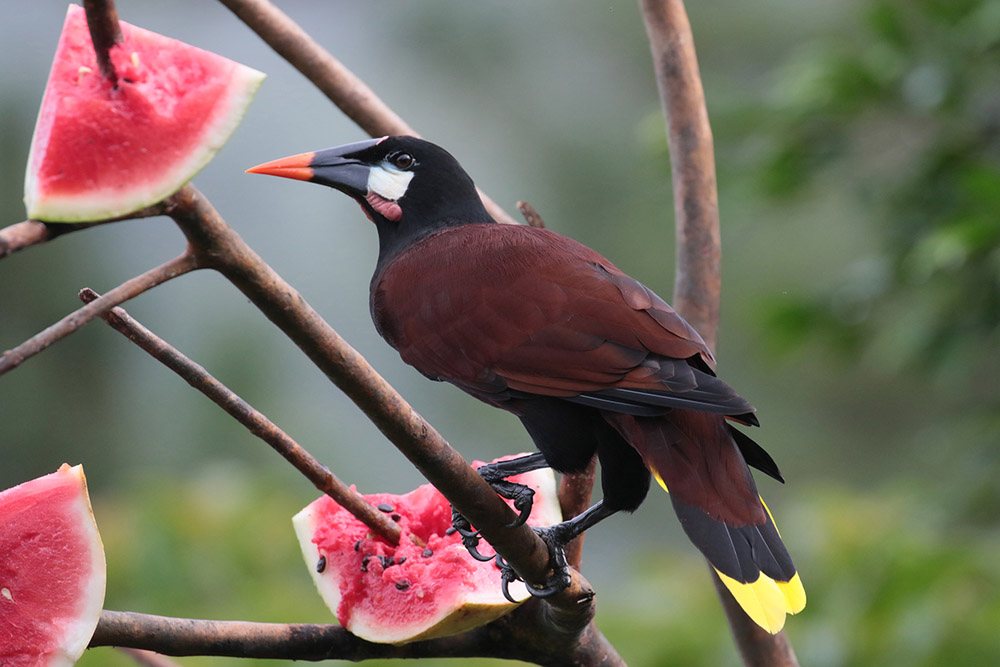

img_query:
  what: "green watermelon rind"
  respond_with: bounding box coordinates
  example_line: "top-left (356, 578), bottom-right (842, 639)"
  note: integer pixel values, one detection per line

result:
top-left (23, 5), bottom-right (266, 223)
top-left (0, 464), bottom-right (106, 667)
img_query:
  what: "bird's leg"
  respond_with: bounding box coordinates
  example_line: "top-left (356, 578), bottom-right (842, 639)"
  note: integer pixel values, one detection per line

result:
top-left (495, 499), bottom-right (619, 600)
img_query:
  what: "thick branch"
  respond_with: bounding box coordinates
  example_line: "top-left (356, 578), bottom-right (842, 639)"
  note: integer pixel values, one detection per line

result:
top-left (78, 289), bottom-right (401, 545)
top-left (216, 0), bottom-right (519, 226)
top-left (641, 1), bottom-right (799, 665)
top-left (0, 252), bottom-right (199, 377)
top-left (92, 607), bottom-right (620, 666)
top-left (641, 0), bottom-right (721, 350)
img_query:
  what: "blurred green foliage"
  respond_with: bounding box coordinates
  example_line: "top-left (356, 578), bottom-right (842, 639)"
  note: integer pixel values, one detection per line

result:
top-left (747, 0), bottom-right (1000, 391)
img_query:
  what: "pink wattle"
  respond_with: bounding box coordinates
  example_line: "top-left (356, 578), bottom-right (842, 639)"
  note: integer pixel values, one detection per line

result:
top-left (366, 191), bottom-right (402, 222)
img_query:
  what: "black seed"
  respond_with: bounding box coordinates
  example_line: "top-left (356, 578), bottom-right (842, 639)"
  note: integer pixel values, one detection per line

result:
top-left (445, 526), bottom-right (457, 535)
top-left (422, 548), bottom-right (434, 558)
top-left (380, 555), bottom-right (394, 568)
top-left (354, 539), bottom-right (362, 551)
top-left (360, 555), bottom-right (371, 572)
top-left (397, 557), bottom-right (407, 565)
top-left (377, 503), bottom-right (395, 513)
top-left (316, 555), bottom-right (327, 573)
top-left (391, 513), bottom-right (402, 522)
top-left (395, 580), bottom-right (411, 591)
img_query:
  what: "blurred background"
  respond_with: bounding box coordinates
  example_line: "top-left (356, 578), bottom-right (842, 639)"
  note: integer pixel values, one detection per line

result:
top-left (2, 0), bottom-right (999, 665)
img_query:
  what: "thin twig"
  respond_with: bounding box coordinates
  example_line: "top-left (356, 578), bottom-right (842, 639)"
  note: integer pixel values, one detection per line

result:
top-left (216, 0), bottom-right (520, 226)
top-left (517, 201), bottom-right (547, 229)
top-left (78, 288), bottom-right (401, 545)
top-left (117, 648), bottom-right (182, 667)
top-left (0, 252), bottom-right (199, 377)
top-left (557, 456), bottom-right (597, 571)
top-left (82, 0), bottom-right (123, 86)
top-left (640, 1), bottom-right (800, 665)
top-left (0, 206), bottom-right (164, 261)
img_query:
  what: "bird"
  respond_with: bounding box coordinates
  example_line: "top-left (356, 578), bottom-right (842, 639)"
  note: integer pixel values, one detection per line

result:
top-left (247, 135), bottom-right (805, 633)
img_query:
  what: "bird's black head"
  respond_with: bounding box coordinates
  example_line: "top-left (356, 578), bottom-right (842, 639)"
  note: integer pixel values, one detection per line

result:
top-left (248, 136), bottom-right (495, 268)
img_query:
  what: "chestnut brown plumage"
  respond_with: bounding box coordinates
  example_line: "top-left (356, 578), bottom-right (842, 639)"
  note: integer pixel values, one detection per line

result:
top-left (247, 136), bottom-right (805, 632)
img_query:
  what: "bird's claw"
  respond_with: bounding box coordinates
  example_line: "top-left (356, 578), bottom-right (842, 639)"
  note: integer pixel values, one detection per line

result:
top-left (475, 461), bottom-right (537, 528)
top-left (492, 530), bottom-right (572, 602)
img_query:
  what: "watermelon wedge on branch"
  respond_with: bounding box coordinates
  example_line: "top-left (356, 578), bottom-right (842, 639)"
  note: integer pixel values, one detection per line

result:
top-left (293, 455), bottom-right (563, 644)
top-left (24, 4), bottom-right (265, 222)
top-left (0, 464), bottom-right (106, 667)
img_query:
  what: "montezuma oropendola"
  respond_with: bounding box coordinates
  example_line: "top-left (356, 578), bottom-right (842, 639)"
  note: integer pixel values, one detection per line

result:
top-left (248, 136), bottom-right (805, 633)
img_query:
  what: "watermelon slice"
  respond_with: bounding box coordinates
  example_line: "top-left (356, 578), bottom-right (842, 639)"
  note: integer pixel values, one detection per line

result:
top-left (24, 5), bottom-right (265, 222)
top-left (0, 464), bottom-right (106, 667)
top-left (292, 454), bottom-right (562, 644)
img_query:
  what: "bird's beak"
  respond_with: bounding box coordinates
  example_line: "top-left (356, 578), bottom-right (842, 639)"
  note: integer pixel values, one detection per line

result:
top-left (246, 138), bottom-right (384, 198)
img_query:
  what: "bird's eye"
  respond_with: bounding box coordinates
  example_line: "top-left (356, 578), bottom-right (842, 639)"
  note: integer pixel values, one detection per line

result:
top-left (391, 152), bottom-right (415, 170)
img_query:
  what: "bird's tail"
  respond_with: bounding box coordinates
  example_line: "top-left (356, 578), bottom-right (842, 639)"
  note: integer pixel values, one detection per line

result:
top-left (604, 410), bottom-right (806, 633)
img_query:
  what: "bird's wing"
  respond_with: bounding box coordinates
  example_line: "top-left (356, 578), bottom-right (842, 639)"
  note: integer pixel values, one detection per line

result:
top-left (371, 224), bottom-right (751, 417)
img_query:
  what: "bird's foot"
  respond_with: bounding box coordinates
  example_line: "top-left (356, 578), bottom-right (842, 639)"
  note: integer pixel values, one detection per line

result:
top-left (450, 505), bottom-right (495, 562)
top-left (493, 524), bottom-right (574, 602)
top-left (473, 452), bottom-right (548, 528)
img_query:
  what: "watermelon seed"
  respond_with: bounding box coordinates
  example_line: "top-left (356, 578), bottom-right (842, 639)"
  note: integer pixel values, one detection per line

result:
top-left (422, 548), bottom-right (434, 558)
top-left (397, 557), bottom-right (407, 565)
top-left (361, 554), bottom-right (372, 572)
top-left (377, 503), bottom-right (395, 512)
top-left (1, 587), bottom-right (12, 601)
top-left (395, 580), bottom-right (411, 591)
top-left (316, 555), bottom-right (327, 573)
top-left (380, 555), bottom-right (394, 568)
top-left (354, 539), bottom-right (362, 552)
top-left (391, 513), bottom-right (402, 521)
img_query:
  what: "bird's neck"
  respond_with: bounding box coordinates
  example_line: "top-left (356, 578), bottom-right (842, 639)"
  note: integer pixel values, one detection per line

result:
top-left (372, 210), bottom-right (495, 277)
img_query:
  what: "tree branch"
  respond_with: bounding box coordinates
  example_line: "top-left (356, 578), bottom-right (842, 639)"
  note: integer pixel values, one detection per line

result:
top-left (0, 251), bottom-right (199, 377)
top-left (92, 606), bottom-right (621, 666)
top-left (77, 289), bottom-right (402, 545)
top-left (82, 0), bottom-right (123, 87)
top-left (557, 456), bottom-right (597, 571)
top-left (216, 0), bottom-right (520, 226)
top-left (641, 0), bottom-right (721, 350)
top-left (640, 1), bottom-right (800, 665)
top-left (117, 648), bottom-right (182, 667)
top-left (0, 206), bottom-right (164, 261)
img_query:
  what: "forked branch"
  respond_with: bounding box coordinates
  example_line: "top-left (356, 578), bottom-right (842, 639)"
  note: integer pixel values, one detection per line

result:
top-left (77, 289), bottom-right (402, 545)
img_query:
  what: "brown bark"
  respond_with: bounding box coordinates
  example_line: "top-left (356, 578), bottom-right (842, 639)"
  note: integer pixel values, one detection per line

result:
top-left (640, 1), bottom-right (800, 665)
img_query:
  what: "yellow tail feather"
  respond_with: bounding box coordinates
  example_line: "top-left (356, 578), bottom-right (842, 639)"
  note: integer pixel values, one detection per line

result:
top-left (654, 471), bottom-right (807, 630)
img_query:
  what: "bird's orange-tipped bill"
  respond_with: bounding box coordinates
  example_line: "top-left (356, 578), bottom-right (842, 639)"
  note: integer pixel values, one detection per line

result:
top-left (245, 151), bottom-right (317, 182)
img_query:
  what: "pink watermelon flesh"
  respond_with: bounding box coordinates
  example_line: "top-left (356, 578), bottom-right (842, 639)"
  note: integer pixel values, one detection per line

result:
top-left (292, 455), bottom-right (561, 644)
top-left (24, 5), bottom-right (265, 222)
top-left (0, 464), bottom-right (106, 667)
